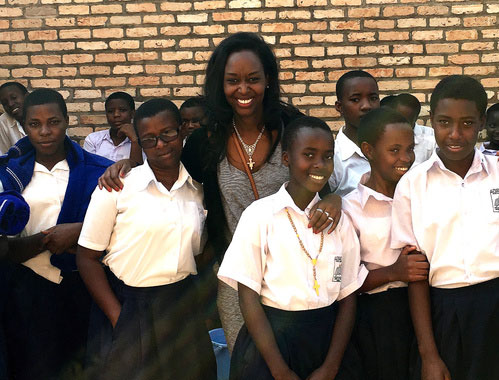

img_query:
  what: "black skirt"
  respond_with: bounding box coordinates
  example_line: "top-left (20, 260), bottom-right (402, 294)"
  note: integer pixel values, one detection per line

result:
top-left (230, 303), bottom-right (361, 380)
top-left (4, 263), bottom-right (91, 380)
top-left (85, 269), bottom-right (216, 380)
top-left (410, 277), bottom-right (499, 380)
top-left (352, 287), bottom-right (415, 380)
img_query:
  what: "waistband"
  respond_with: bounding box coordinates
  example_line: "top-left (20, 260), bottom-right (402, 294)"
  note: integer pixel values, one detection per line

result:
top-left (430, 276), bottom-right (499, 298)
top-left (262, 303), bottom-right (337, 325)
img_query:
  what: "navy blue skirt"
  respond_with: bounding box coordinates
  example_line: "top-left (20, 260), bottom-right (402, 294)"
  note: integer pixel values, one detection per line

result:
top-left (410, 277), bottom-right (499, 380)
top-left (352, 287), bottom-right (415, 380)
top-left (86, 269), bottom-right (216, 380)
top-left (4, 263), bottom-right (90, 380)
top-left (230, 303), bottom-right (361, 380)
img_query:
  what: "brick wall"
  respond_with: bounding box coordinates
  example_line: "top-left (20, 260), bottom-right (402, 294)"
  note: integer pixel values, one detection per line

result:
top-left (0, 0), bottom-right (498, 140)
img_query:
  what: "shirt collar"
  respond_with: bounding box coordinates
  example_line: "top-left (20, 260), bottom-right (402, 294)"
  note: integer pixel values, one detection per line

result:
top-left (102, 129), bottom-right (130, 146)
top-left (356, 172), bottom-right (392, 209)
top-left (126, 160), bottom-right (197, 193)
top-left (428, 148), bottom-right (490, 177)
top-left (336, 127), bottom-right (366, 161)
top-left (33, 159), bottom-right (69, 173)
top-left (272, 183), bottom-right (321, 217)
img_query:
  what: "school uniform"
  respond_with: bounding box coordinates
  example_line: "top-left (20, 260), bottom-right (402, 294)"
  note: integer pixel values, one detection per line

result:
top-left (413, 124), bottom-right (436, 166)
top-left (328, 127), bottom-right (370, 196)
top-left (0, 112), bottom-right (25, 155)
top-left (391, 149), bottom-right (499, 380)
top-left (343, 173), bottom-right (414, 380)
top-left (78, 160), bottom-right (216, 380)
top-left (0, 136), bottom-right (111, 380)
top-left (83, 129), bottom-right (144, 162)
top-left (218, 184), bottom-right (368, 380)
top-left (479, 142), bottom-right (498, 156)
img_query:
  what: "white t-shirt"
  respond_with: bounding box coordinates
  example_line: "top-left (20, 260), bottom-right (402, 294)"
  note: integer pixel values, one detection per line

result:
top-left (0, 160), bottom-right (70, 284)
top-left (328, 127), bottom-right (370, 197)
top-left (83, 129), bottom-right (139, 162)
top-left (78, 161), bottom-right (206, 287)
top-left (343, 172), bottom-right (406, 294)
top-left (413, 124), bottom-right (437, 166)
top-left (0, 112), bottom-right (25, 155)
top-left (391, 149), bottom-right (499, 288)
top-left (218, 184), bottom-right (368, 311)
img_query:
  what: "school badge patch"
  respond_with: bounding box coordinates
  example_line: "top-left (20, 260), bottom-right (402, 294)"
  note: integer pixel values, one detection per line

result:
top-left (332, 256), bottom-right (342, 282)
top-left (491, 189), bottom-right (499, 213)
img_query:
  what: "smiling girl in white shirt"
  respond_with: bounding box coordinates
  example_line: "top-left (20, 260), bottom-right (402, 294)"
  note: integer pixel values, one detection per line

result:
top-left (218, 116), bottom-right (367, 380)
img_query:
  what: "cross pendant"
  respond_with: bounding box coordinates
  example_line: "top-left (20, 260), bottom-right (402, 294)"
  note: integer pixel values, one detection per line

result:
top-left (313, 280), bottom-right (320, 296)
top-left (247, 157), bottom-right (255, 170)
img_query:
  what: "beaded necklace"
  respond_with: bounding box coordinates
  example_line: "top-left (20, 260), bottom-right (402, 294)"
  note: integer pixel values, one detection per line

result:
top-left (285, 207), bottom-right (324, 296)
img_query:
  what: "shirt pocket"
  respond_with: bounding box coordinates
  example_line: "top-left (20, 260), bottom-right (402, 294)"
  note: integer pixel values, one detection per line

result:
top-left (183, 201), bottom-right (207, 255)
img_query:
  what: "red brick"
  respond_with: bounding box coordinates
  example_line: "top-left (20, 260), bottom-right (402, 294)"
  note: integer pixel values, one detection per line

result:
top-left (28, 30), bottom-right (57, 41)
top-left (109, 40), bottom-right (140, 50)
top-left (244, 10), bottom-right (276, 20)
top-left (63, 79), bottom-right (92, 87)
top-left (261, 23), bottom-right (294, 33)
top-left (378, 31), bottom-right (410, 41)
top-left (126, 27), bottom-right (157, 38)
top-left (140, 88), bottom-right (171, 97)
top-left (395, 68), bottom-right (427, 77)
top-left (160, 26), bottom-right (191, 35)
top-left (59, 29), bottom-right (91, 39)
top-left (77, 17), bottom-right (107, 27)
top-left (46, 67), bottom-right (77, 77)
top-left (128, 76), bottom-right (160, 86)
top-left (160, 2), bottom-right (191, 11)
top-left (193, 25), bottom-right (225, 34)
top-left (194, 1), bottom-right (226, 10)
top-left (364, 20), bottom-right (395, 29)
top-left (93, 28), bottom-right (124, 39)
top-left (77, 41), bottom-right (108, 50)
top-left (426, 43), bottom-right (459, 54)
top-left (295, 47), bottom-right (324, 57)
top-left (281, 84), bottom-right (307, 93)
top-left (62, 54), bottom-right (93, 64)
top-left (413, 30), bottom-right (443, 40)
top-left (44, 41), bottom-right (74, 51)
top-left (0, 56), bottom-right (29, 65)
top-left (143, 15), bottom-right (175, 23)
top-left (12, 19), bottom-right (42, 29)
top-left (144, 39), bottom-right (176, 49)
top-left (461, 42), bottom-right (495, 51)
top-left (126, 3), bottom-right (157, 12)
top-left (378, 80), bottom-right (410, 91)
top-left (145, 65), bottom-right (176, 74)
top-left (11, 68), bottom-right (43, 77)
top-left (344, 57), bottom-right (377, 67)
top-left (12, 43), bottom-right (42, 52)
top-left (330, 20), bottom-right (360, 30)
top-left (417, 5), bottom-right (448, 15)
top-left (464, 66), bottom-right (497, 76)
top-left (311, 59), bottom-right (342, 68)
top-left (309, 83), bottom-right (336, 92)
top-left (429, 17), bottom-right (461, 27)
top-left (94, 53), bottom-right (126, 63)
top-left (31, 54), bottom-right (61, 64)
top-left (378, 56), bottom-right (411, 66)
top-left (162, 75), bottom-right (194, 85)
top-left (327, 46), bottom-right (357, 55)
top-left (46, 17), bottom-right (75, 27)
top-left (393, 44), bottom-right (424, 54)
top-left (446, 29), bottom-right (478, 40)
top-left (59, 5), bottom-right (89, 15)
top-left (90, 4), bottom-right (122, 14)
top-left (413, 56), bottom-right (444, 65)
top-left (280, 34), bottom-right (311, 44)
top-left (312, 34), bottom-right (344, 43)
top-left (30, 79), bottom-right (61, 88)
top-left (127, 52), bottom-right (158, 61)
top-left (366, 68), bottom-right (394, 78)
top-left (347, 32), bottom-right (376, 42)
top-left (383, 6), bottom-right (414, 16)
top-left (429, 66), bottom-right (463, 76)
top-left (448, 54), bottom-right (480, 64)
top-left (349, 7), bottom-right (380, 17)
top-left (80, 66), bottom-right (110, 75)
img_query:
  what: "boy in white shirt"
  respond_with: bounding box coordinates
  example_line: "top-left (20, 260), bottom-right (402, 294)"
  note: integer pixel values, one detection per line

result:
top-left (480, 103), bottom-right (499, 156)
top-left (0, 82), bottom-right (27, 154)
top-left (328, 70), bottom-right (380, 196)
top-left (391, 75), bottom-right (499, 380)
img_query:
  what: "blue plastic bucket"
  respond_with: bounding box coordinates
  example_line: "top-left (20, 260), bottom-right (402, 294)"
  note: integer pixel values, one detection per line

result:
top-left (209, 328), bottom-right (230, 380)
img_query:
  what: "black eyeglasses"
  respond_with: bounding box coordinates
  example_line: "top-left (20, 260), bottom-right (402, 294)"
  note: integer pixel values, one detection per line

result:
top-left (140, 129), bottom-right (180, 149)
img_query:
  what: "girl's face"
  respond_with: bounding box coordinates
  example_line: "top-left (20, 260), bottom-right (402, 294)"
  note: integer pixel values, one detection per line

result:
top-left (105, 98), bottom-right (134, 130)
top-left (137, 110), bottom-right (182, 171)
top-left (223, 50), bottom-right (268, 120)
top-left (24, 102), bottom-right (68, 164)
top-left (283, 127), bottom-right (334, 196)
top-left (364, 123), bottom-right (415, 185)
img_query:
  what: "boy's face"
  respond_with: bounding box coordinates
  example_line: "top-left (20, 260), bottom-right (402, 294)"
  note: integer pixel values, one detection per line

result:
top-left (485, 110), bottom-right (499, 145)
top-left (396, 104), bottom-right (419, 128)
top-left (137, 110), bottom-right (182, 171)
top-left (105, 98), bottom-right (134, 130)
top-left (180, 106), bottom-right (206, 138)
top-left (431, 98), bottom-right (484, 169)
top-left (335, 77), bottom-right (380, 130)
top-left (0, 85), bottom-right (26, 123)
top-left (283, 127), bottom-right (334, 196)
top-left (24, 102), bottom-right (68, 162)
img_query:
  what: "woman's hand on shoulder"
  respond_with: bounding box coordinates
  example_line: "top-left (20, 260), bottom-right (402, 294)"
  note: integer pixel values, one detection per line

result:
top-left (98, 159), bottom-right (134, 192)
top-left (309, 193), bottom-right (341, 234)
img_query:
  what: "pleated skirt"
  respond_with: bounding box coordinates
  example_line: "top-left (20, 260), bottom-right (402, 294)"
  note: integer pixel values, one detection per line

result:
top-left (230, 303), bottom-right (361, 380)
top-left (85, 269), bottom-right (217, 380)
top-left (410, 277), bottom-right (499, 380)
top-left (352, 287), bottom-right (415, 380)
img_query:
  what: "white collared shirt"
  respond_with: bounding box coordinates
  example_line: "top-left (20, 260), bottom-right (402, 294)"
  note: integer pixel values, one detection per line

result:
top-left (329, 127), bottom-right (370, 196)
top-left (83, 129), bottom-right (140, 162)
top-left (218, 184), bottom-right (368, 311)
top-left (413, 124), bottom-right (437, 166)
top-left (343, 172), bottom-right (406, 294)
top-left (479, 142), bottom-right (498, 156)
top-left (0, 112), bottom-right (25, 155)
top-left (0, 161), bottom-right (70, 284)
top-left (78, 161), bottom-right (206, 287)
top-left (391, 149), bottom-right (499, 288)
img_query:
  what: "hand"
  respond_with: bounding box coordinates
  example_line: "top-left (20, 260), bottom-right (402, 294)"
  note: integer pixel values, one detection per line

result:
top-left (421, 356), bottom-right (451, 380)
top-left (391, 245), bottom-right (429, 283)
top-left (117, 123), bottom-right (138, 143)
top-left (97, 159), bottom-right (133, 192)
top-left (309, 193), bottom-right (341, 234)
top-left (41, 223), bottom-right (82, 255)
top-left (307, 365), bottom-right (336, 380)
top-left (273, 367), bottom-right (302, 380)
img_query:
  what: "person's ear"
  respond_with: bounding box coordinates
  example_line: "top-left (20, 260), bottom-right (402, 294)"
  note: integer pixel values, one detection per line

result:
top-left (361, 141), bottom-right (374, 161)
top-left (335, 100), bottom-right (343, 116)
top-left (282, 151), bottom-right (290, 167)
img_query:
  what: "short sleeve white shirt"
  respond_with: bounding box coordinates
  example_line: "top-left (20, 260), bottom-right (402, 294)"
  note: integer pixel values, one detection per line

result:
top-left (83, 129), bottom-right (139, 162)
top-left (218, 184), bottom-right (368, 311)
top-left (78, 161), bottom-right (206, 287)
top-left (343, 173), bottom-right (406, 294)
top-left (391, 149), bottom-right (499, 288)
top-left (0, 113), bottom-right (25, 155)
top-left (328, 127), bottom-right (370, 196)
top-left (2, 160), bottom-right (70, 284)
top-left (479, 142), bottom-right (498, 156)
top-left (413, 124), bottom-right (437, 166)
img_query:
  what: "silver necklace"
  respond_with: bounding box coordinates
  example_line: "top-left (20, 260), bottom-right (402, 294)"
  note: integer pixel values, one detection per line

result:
top-left (232, 119), bottom-right (265, 170)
